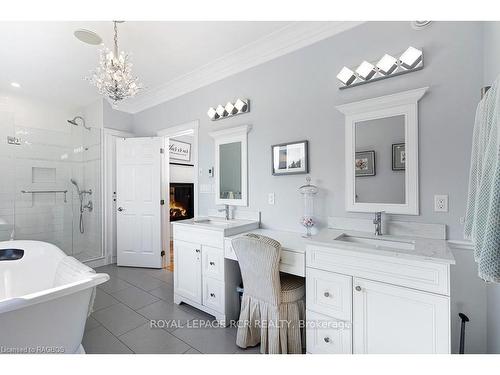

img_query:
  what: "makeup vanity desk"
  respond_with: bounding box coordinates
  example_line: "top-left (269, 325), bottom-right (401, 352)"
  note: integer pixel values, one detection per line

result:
top-left (224, 229), bottom-right (308, 277)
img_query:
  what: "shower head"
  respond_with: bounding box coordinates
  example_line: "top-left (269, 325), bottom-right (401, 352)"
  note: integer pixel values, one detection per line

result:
top-left (67, 116), bottom-right (90, 130)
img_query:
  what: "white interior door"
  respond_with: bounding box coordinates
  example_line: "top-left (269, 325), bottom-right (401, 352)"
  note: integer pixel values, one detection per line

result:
top-left (116, 137), bottom-right (163, 268)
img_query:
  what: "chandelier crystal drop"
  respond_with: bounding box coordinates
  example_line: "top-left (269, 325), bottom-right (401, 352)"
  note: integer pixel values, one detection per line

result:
top-left (87, 21), bottom-right (142, 103)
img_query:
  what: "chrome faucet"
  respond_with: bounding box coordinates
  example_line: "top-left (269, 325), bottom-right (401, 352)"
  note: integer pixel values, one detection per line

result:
top-left (218, 205), bottom-right (230, 220)
top-left (373, 211), bottom-right (383, 236)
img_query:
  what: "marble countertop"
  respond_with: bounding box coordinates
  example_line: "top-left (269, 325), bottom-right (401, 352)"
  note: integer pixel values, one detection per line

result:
top-left (226, 228), bottom-right (455, 264)
top-left (172, 217), bottom-right (259, 236)
top-left (311, 229), bottom-right (455, 264)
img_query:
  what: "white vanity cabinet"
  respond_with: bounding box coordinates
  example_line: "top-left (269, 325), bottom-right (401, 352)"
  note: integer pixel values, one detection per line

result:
top-left (173, 222), bottom-right (253, 325)
top-left (306, 244), bottom-right (452, 354)
top-left (174, 240), bottom-right (202, 304)
top-left (352, 277), bottom-right (450, 354)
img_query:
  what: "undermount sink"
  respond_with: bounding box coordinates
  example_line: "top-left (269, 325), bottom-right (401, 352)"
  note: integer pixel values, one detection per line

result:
top-left (335, 234), bottom-right (415, 251)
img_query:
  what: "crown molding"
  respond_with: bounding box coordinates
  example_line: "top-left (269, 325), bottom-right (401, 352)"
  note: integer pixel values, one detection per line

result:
top-left (117, 21), bottom-right (364, 114)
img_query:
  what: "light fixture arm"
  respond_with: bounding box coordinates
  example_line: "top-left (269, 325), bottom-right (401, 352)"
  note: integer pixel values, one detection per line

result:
top-left (113, 21), bottom-right (119, 58)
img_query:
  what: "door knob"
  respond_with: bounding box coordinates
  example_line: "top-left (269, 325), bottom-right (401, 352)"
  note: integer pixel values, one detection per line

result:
top-left (324, 337), bottom-right (331, 343)
top-left (209, 261), bottom-right (215, 266)
top-left (355, 286), bottom-right (362, 292)
top-left (195, 249), bottom-right (201, 253)
top-left (117, 207), bottom-right (125, 212)
top-left (324, 291), bottom-right (330, 297)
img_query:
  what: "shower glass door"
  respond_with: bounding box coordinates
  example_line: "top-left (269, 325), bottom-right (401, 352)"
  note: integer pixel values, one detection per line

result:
top-left (0, 106), bottom-right (103, 263)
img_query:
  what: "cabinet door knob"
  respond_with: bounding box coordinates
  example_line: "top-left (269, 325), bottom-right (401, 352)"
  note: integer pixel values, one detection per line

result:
top-left (210, 293), bottom-right (215, 298)
top-left (117, 207), bottom-right (125, 212)
top-left (324, 337), bottom-right (331, 343)
top-left (195, 249), bottom-right (201, 253)
top-left (209, 261), bottom-right (215, 266)
top-left (323, 291), bottom-right (330, 297)
top-left (355, 286), bottom-right (362, 292)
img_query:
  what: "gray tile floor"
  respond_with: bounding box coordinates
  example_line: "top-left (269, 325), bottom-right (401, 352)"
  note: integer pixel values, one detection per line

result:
top-left (84, 264), bottom-right (260, 354)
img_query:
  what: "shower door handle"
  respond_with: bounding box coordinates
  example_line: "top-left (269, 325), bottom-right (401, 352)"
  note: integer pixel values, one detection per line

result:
top-left (117, 207), bottom-right (125, 212)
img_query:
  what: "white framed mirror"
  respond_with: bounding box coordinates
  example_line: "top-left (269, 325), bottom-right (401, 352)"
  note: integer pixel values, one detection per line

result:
top-left (336, 87), bottom-right (428, 215)
top-left (209, 124), bottom-right (251, 206)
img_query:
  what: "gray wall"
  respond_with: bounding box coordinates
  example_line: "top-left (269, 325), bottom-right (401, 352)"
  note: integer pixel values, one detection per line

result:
top-left (103, 100), bottom-right (134, 133)
top-left (133, 21), bottom-right (482, 239)
top-left (483, 21), bottom-right (500, 354)
top-left (132, 21), bottom-right (490, 352)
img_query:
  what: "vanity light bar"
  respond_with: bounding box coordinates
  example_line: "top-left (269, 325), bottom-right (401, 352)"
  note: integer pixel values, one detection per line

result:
top-left (207, 98), bottom-right (250, 121)
top-left (337, 47), bottom-right (424, 90)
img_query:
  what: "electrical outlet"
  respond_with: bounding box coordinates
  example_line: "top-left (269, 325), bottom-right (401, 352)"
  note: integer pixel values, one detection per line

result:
top-left (434, 195), bottom-right (448, 212)
top-left (268, 193), bottom-right (275, 205)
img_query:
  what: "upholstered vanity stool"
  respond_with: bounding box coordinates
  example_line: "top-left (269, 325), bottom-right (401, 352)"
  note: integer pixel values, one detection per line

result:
top-left (231, 233), bottom-right (305, 354)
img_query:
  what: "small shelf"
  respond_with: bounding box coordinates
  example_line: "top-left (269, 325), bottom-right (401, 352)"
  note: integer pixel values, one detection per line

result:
top-left (21, 189), bottom-right (68, 203)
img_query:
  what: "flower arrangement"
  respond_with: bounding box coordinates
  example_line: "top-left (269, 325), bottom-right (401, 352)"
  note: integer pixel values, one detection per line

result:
top-left (301, 216), bottom-right (315, 237)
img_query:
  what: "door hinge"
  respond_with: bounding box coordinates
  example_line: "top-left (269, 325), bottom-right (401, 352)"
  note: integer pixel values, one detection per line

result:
top-left (160, 148), bottom-right (165, 154)
top-left (160, 199), bottom-right (165, 205)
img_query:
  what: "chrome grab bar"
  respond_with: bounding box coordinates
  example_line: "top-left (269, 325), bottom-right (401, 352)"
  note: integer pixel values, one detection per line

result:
top-left (21, 190), bottom-right (68, 203)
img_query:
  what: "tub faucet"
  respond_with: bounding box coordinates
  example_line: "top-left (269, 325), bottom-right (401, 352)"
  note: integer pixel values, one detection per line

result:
top-left (218, 205), bottom-right (230, 220)
top-left (373, 211), bottom-right (383, 236)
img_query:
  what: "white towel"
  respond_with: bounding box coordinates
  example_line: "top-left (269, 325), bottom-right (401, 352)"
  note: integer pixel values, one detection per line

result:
top-left (54, 256), bottom-right (97, 316)
top-left (464, 77), bottom-right (500, 283)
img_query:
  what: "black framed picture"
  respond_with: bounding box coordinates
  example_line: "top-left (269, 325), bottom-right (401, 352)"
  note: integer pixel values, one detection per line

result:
top-left (169, 139), bottom-right (192, 162)
top-left (355, 150), bottom-right (376, 177)
top-left (392, 143), bottom-right (406, 171)
top-left (271, 140), bottom-right (309, 176)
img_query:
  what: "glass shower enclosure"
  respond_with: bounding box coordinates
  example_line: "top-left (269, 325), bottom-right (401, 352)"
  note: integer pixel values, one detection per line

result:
top-left (0, 113), bottom-right (103, 263)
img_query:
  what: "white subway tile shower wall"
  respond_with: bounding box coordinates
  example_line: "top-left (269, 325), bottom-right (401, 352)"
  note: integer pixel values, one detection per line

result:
top-left (0, 93), bottom-right (102, 262)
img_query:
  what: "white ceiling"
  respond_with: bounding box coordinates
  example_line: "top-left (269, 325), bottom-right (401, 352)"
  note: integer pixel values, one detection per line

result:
top-left (0, 21), bottom-right (362, 113)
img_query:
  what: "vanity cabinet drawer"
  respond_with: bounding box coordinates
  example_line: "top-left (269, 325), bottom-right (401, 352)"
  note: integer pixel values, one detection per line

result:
top-left (202, 277), bottom-right (225, 313)
top-left (202, 246), bottom-right (224, 281)
top-left (281, 251), bottom-right (305, 277)
top-left (174, 225), bottom-right (223, 249)
top-left (306, 268), bottom-right (352, 321)
top-left (306, 310), bottom-right (352, 354)
top-left (307, 245), bottom-right (450, 295)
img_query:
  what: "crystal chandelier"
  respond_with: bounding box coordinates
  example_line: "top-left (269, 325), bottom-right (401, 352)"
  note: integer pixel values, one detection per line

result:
top-left (87, 21), bottom-right (142, 103)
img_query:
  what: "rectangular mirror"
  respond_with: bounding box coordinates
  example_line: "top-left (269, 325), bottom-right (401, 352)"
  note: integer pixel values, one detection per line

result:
top-left (219, 142), bottom-right (242, 200)
top-left (355, 115), bottom-right (405, 204)
top-left (210, 125), bottom-right (251, 206)
top-left (337, 88), bottom-right (428, 215)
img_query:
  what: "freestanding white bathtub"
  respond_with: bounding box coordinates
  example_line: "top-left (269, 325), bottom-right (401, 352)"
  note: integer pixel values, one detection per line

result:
top-left (0, 240), bottom-right (109, 354)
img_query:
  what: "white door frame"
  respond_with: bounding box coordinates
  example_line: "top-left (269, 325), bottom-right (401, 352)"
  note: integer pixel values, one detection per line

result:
top-left (103, 128), bottom-right (134, 265)
top-left (157, 120), bottom-right (200, 268)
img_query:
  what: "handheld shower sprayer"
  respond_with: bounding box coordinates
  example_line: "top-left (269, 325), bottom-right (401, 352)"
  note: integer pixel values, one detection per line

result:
top-left (70, 178), bottom-right (81, 196)
top-left (70, 178), bottom-right (92, 234)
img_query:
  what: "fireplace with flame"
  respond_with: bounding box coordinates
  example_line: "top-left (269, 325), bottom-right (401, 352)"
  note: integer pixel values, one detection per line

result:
top-left (170, 183), bottom-right (194, 222)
